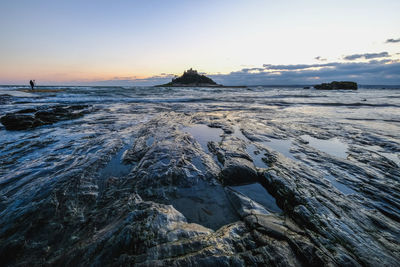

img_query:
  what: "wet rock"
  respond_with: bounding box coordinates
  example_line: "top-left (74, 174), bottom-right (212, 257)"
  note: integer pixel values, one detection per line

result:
top-left (1, 109), bottom-right (399, 266)
top-left (122, 117), bottom-right (221, 201)
top-left (0, 105), bottom-right (90, 130)
top-left (209, 132), bottom-right (259, 185)
top-left (0, 114), bottom-right (37, 130)
top-left (35, 105), bottom-right (87, 124)
top-left (225, 187), bottom-right (270, 217)
top-left (18, 185), bottom-right (312, 266)
top-left (226, 187), bottom-right (330, 266)
top-left (260, 163), bottom-right (400, 266)
top-left (208, 122), bottom-right (234, 134)
top-left (16, 108), bottom-right (37, 113)
top-left (220, 157), bottom-right (259, 185)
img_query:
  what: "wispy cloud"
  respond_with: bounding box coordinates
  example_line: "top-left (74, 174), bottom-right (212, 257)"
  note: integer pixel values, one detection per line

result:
top-left (315, 56), bottom-right (327, 61)
top-left (343, 52), bottom-right (389, 61)
top-left (386, 38), bottom-right (400, 43)
top-left (83, 73), bottom-right (173, 86)
top-left (240, 68), bottom-right (265, 73)
top-left (262, 63), bottom-right (336, 70)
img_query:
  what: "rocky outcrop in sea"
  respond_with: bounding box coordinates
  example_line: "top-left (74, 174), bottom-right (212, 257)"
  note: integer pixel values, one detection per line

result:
top-left (314, 81), bottom-right (358, 90)
top-left (156, 68), bottom-right (221, 87)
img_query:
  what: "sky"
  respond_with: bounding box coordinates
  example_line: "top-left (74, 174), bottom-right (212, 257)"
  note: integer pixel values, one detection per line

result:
top-left (0, 0), bottom-right (399, 85)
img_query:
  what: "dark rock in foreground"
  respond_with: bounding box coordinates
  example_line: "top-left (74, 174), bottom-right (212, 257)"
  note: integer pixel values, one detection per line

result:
top-left (0, 105), bottom-right (90, 130)
top-left (314, 81), bottom-right (358, 90)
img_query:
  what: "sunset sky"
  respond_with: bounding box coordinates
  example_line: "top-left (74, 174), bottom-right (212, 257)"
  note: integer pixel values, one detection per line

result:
top-left (1, 0), bottom-right (399, 85)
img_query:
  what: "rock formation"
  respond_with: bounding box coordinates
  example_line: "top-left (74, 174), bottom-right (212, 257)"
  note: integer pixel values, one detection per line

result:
top-left (0, 105), bottom-right (91, 130)
top-left (314, 81), bottom-right (358, 90)
top-left (156, 68), bottom-right (221, 87)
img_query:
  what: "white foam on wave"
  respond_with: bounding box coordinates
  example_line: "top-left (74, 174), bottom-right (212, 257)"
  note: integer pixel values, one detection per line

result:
top-left (0, 90), bottom-right (39, 97)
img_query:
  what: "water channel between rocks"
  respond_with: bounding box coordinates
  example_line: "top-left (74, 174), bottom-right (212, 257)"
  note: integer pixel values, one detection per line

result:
top-left (98, 140), bottom-right (135, 192)
top-left (182, 124), bottom-right (223, 153)
top-left (177, 124), bottom-right (283, 230)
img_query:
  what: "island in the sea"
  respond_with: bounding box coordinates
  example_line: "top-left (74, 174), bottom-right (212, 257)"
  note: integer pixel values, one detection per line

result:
top-left (314, 81), bottom-right (358, 90)
top-left (156, 68), bottom-right (245, 88)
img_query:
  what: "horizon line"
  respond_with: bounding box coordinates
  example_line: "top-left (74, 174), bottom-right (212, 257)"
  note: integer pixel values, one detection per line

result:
top-left (1, 84), bottom-right (400, 88)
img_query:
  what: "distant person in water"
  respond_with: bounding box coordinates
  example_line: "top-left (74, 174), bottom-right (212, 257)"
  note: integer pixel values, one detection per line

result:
top-left (29, 80), bottom-right (35, 90)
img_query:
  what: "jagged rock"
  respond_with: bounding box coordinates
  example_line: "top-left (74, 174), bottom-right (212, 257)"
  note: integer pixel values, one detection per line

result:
top-left (260, 162), bottom-right (400, 266)
top-left (0, 105), bottom-right (90, 130)
top-left (220, 157), bottom-right (259, 185)
top-left (225, 187), bottom-right (270, 217)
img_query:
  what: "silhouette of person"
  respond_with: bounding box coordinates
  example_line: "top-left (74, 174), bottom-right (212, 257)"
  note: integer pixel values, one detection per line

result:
top-left (29, 80), bottom-right (35, 90)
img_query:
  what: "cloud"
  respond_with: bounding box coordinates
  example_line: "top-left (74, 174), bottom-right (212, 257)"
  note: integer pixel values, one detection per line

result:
top-left (208, 59), bottom-right (400, 85)
top-left (86, 75), bottom-right (174, 86)
top-left (81, 59), bottom-right (400, 86)
top-left (262, 63), bottom-right (336, 70)
top-left (343, 52), bottom-right (389, 60)
top-left (241, 67), bottom-right (265, 73)
top-left (386, 38), bottom-right (400, 43)
top-left (315, 56), bottom-right (327, 61)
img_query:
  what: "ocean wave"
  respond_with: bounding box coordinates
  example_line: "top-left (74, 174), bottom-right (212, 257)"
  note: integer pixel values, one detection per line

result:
top-left (0, 90), bottom-right (40, 97)
top-left (344, 118), bottom-right (400, 123)
top-left (259, 101), bottom-right (400, 108)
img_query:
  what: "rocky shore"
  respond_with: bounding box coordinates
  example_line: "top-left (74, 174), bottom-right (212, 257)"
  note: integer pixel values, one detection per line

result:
top-left (0, 86), bottom-right (399, 266)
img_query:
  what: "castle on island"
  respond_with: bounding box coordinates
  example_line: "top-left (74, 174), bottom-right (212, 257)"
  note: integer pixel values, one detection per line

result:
top-left (183, 68), bottom-right (198, 75)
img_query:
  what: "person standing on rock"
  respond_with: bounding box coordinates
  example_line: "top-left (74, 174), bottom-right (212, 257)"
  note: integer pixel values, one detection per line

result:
top-left (29, 80), bottom-right (35, 90)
